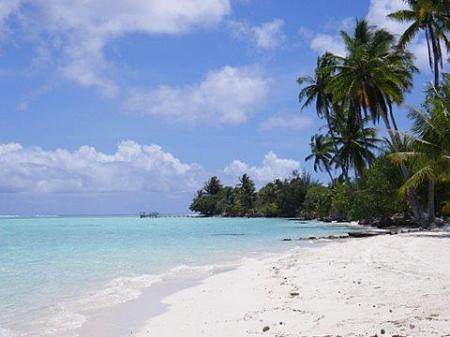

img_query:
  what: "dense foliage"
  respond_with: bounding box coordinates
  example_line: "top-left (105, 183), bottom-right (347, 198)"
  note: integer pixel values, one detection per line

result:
top-left (190, 172), bottom-right (319, 218)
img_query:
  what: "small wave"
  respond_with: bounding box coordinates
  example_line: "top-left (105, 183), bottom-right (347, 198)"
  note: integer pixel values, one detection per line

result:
top-left (75, 274), bottom-right (161, 312)
top-left (211, 233), bottom-right (246, 236)
top-left (5, 261), bottom-right (242, 337)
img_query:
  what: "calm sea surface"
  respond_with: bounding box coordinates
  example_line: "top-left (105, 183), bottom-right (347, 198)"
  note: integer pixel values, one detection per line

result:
top-left (0, 216), bottom-right (355, 336)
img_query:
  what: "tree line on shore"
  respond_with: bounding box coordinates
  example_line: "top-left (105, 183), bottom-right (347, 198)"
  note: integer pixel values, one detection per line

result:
top-left (192, 1), bottom-right (450, 226)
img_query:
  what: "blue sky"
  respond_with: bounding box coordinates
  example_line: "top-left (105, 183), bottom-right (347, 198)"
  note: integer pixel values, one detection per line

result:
top-left (0, 0), bottom-right (439, 215)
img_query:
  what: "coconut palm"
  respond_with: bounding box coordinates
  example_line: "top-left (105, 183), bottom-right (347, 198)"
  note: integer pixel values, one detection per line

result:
top-left (327, 20), bottom-right (424, 222)
top-left (298, 53), bottom-right (337, 126)
top-left (388, 0), bottom-right (450, 86)
top-left (305, 134), bottom-right (335, 182)
top-left (203, 176), bottom-right (223, 195)
top-left (237, 174), bottom-right (257, 213)
top-left (332, 113), bottom-right (382, 179)
top-left (390, 75), bottom-right (450, 225)
top-left (329, 20), bottom-right (417, 136)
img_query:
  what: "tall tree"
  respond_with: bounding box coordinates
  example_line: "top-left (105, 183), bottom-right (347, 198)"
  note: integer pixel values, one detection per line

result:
top-left (203, 176), bottom-right (223, 195)
top-left (388, 0), bottom-right (450, 87)
top-left (327, 20), bottom-right (424, 222)
top-left (237, 174), bottom-right (257, 214)
top-left (329, 20), bottom-right (417, 135)
top-left (332, 113), bottom-right (381, 179)
top-left (298, 53), bottom-right (337, 127)
top-left (305, 134), bottom-right (335, 182)
top-left (390, 76), bottom-right (450, 224)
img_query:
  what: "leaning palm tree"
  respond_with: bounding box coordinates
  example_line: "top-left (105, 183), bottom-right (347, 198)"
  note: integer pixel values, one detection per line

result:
top-left (388, 0), bottom-right (450, 87)
top-left (305, 134), bottom-right (335, 182)
top-left (327, 20), bottom-right (424, 222)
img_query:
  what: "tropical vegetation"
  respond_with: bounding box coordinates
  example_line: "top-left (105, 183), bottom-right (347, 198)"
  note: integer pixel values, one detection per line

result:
top-left (191, 2), bottom-right (450, 226)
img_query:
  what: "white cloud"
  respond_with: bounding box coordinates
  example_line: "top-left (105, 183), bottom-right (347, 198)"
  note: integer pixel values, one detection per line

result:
top-left (3, 0), bottom-right (231, 94)
top-left (366, 0), bottom-right (444, 72)
top-left (310, 33), bottom-right (346, 56)
top-left (230, 18), bottom-right (285, 50)
top-left (0, 0), bottom-right (20, 35)
top-left (126, 66), bottom-right (269, 125)
top-left (0, 142), bottom-right (303, 194)
top-left (260, 114), bottom-right (313, 131)
top-left (224, 152), bottom-right (300, 185)
top-left (366, 0), bottom-right (406, 36)
top-left (0, 141), bottom-right (204, 193)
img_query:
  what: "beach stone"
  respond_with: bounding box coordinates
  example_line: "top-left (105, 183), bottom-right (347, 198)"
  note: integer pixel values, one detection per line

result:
top-left (262, 326), bottom-right (270, 332)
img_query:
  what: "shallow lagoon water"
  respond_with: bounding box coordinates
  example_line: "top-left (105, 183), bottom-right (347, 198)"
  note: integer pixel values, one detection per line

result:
top-left (0, 216), bottom-right (355, 336)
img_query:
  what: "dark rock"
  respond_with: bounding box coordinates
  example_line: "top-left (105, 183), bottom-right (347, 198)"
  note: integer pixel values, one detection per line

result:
top-left (358, 218), bottom-right (375, 226)
top-left (380, 328), bottom-right (385, 334)
top-left (290, 292), bottom-right (300, 297)
top-left (391, 213), bottom-right (420, 228)
top-left (347, 231), bottom-right (386, 238)
top-left (282, 238), bottom-right (292, 241)
top-left (373, 216), bottom-right (394, 228)
top-left (262, 326), bottom-right (270, 332)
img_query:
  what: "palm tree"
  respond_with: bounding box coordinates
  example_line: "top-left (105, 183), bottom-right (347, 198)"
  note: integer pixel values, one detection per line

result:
top-left (203, 176), bottom-right (223, 195)
top-left (237, 174), bottom-right (257, 213)
top-left (298, 53), bottom-right (337, 127)
top-left (332, 113), bottom-right (381, 179)
top-left (327, 20), bottom-right (424, 222)
top-left (305, 134), bottom-right (335, 182)
top-left (329, 20), bottom-right (417, 137)
top-left (390, 75), bottom-right (450, 225)
top-left (388, 0), bottom-right (450, 87)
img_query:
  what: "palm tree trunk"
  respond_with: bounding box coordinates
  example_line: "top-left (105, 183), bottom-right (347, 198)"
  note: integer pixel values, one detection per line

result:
top-left (427, 180), bottom-right (435, 226)
top-left (381, 113), bottom-right (425, 223)
top-left (424, 25), bottom-right (439, 226)
top-left (428, 24), bottom-right (440, 87)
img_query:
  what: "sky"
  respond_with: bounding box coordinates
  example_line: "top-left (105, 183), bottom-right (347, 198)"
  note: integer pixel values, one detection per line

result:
top-left (0, 0), bottom-right (441, 215)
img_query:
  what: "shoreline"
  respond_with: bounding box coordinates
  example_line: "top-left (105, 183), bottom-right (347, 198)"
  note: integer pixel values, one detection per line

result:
top-left (132, 232), bottom-right (450, 337)
top-left (1, 218), bottom-right (357, 337)
top-left (3, 222), bottom-right (448, 337)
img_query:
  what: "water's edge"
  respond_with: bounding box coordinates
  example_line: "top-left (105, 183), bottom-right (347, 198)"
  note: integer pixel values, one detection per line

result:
top-left (0, 217), bottom-right (357, 337)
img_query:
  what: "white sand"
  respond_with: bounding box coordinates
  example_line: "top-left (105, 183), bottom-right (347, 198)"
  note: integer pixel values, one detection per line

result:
top-left (137, 233), bottom-right (450, 337)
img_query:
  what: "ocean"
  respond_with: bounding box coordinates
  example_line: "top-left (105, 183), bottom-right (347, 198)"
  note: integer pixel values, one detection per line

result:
top-left (0, 216), bottom-right (355, 336)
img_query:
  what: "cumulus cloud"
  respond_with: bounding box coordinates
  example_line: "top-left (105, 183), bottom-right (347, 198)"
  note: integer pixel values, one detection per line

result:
top-left (224, 152), bottom-right (300, 185)
top-left (0, 141), bottom-right (204, 193)
top-left (0, 142), bottom-right (304, 195)
top-left (230, 18), bottom-right (285, 50)
top-left (260, 114), bottom-right (313, 131)
top-left (310, 33), bottom-right (346, 56)
top-left (2, 0), bottom-right (231, 94)
top-left (126, 66), bottom-right (269, 125)
top-left (366, 0), bottom-right (407, 35)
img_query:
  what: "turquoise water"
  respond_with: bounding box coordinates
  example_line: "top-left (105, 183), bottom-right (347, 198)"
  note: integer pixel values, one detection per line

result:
top-left (0, 216), bottom-right (354, 336)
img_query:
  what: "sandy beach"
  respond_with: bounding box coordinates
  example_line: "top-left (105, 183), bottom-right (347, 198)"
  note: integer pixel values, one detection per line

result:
top-left (136, 232), bottom-right (450, 337)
